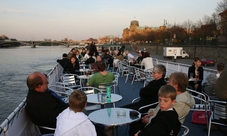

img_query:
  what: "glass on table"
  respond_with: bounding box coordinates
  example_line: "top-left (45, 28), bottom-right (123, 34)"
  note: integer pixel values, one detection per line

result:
top-left (195, 71), bottom-right (199, 79)
top-left (86, 70), bottom-right (89, 77)
top-left (190, 73), bottom-right (193, 79)
top-left (117, 109), bottom-right (126, 118)
top-left (97, 93), bottom-right (106, 103)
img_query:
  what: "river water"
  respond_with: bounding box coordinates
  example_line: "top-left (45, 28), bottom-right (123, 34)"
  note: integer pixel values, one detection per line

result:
top-left (0, 45), bottom-right (72, 124)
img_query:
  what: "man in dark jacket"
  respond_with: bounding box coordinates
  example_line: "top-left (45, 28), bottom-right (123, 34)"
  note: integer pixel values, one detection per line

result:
top-left (57, 53), bottom-right (70, 70)
top-left (26, 72), bottom-right (68, 134)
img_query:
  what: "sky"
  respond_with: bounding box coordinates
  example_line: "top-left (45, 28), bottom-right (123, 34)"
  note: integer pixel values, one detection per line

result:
top-left (0, 0), bottom-right (222, 41)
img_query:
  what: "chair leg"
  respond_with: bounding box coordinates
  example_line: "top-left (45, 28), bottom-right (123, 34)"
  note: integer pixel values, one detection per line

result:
top-left (131, 75), bottom-right (135, 84)
top-left (117, 86), bottom-right (120, 94)
top-left (125, 75), bottom-right (129, 83)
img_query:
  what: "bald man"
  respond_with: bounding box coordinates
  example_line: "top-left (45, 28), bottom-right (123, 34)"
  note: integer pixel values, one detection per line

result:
top-left (26, 72), bottom-right (68, 134)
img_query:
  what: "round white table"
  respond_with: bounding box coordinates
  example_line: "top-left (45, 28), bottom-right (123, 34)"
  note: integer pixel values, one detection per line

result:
top-left (87, 93), bottom-right (122, 108)
top-left (88, 108), bottom-right (141, 136)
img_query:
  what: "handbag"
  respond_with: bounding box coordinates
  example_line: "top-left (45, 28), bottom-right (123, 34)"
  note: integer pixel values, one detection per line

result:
top-left (191, 111), bottom-right (209, 125)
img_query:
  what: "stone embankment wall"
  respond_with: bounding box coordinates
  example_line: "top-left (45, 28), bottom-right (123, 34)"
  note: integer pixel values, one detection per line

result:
top-left (124, 44), bottom-right (227, 64)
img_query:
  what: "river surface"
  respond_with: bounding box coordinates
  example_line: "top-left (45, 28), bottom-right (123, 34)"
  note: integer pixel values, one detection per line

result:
top-left (0, 45), bottom-right (72, 123)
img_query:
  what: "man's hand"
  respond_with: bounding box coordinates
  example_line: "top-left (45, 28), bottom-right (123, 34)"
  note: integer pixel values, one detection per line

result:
top-left (134, 130), bottom-right (141, 136)
top-left (142, 112), bottom-right (153, 124)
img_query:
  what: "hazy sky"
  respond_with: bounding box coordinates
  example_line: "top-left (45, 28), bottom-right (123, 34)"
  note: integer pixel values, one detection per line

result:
top-left (0, 0), bottom-right (221, 41)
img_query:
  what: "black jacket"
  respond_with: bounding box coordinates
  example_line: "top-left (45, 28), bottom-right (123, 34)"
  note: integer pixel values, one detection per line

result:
top-left (57, 58), bottom-right (70, 69)
top-left (122, 78), bottom-right (166, 111)
top-left (139, 109), bottom-right (181, 136)
top-left (64, 61), bottom-right (80, 74)
top-left (26, 89), bottom-right (68, 128)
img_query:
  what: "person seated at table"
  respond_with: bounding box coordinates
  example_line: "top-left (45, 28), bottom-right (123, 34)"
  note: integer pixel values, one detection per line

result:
top-left (81, 48), bottom-right (86, 57)
top-left (134, 85), bottom-right (181, 136)
top-left (64, 55), bottom-right (80, 75)
top-left (54, 90), bottom-right (97, 136)
top-left (140, 52), bottom-right (153, 71)
top-left (83, 50), bottom-right (90, 61)
top-left (86, 61), bottom-right (115, 92)
top-left (188, 57), bottom-right (204, 93)
top-left (129, 72), bottom-right (195, 136)
top-left (136, 51), bottom-right (144, 62)
top-left (85, 52), bottom-right (95, 65)
top-left (204, 63), bottom-right (225, 95)
top-left (91, 55), bottom-right (102, 73)
top-left (103, 50), bottom-right (114, 67)
top-left (75, 49), bottom-right (83, 61)
top-left (122, 64), bottom-right (166, 112)
top-left (115, 50), bottom-right (124, 61)
top-left (125, 50), bottom-right (136, 64)
top-left (26, 72), bottom-right (68, 134)
top-left (57, 53), bottom-right (70, 71)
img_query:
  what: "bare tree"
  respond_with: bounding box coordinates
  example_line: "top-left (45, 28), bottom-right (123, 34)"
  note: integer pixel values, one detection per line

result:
top-left (216, 0), bottom-right (227, 13)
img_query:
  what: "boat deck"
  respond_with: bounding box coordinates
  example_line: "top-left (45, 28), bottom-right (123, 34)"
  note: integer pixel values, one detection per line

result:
top-left (112, 71), bottom-right (226, 136)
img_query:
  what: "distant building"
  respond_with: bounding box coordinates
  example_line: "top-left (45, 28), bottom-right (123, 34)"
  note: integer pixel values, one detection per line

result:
top-left (122, 20), bottom-right (166, 42)
top-left (97, 35), bottom-right (121, 44)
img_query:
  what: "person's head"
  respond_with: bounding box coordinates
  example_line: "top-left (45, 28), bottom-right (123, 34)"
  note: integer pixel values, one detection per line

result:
top-left (97, 61), bottom-right (106, 72)
top-left (158, 85), bottom-right (177, 111)
top-left (70, 55), bottom-right (77, 64)
top-left (27, 72), bottom-right (49, 92)
top-left (117, 50), bottom-right (122, 56)
top-left (168, 72), bottom-right (188, 93)
top-left (105, 50), bottom-right (110, 54)
top-left (62, 53), bottom-right (68, 58)
top-left (217, 63), bottom-right (225, 74)
top-left (96, 55), bottom-right (102, 62)
top-left (82, 48), bottom-right (86, 52)
top-left (125, 50), bottom-right (129, 55)
top-left (69, 90), bottom-right (87, 112)
top-left (88, 52), bottom-right (93, 57)
top-left (75, 50), bottom-right (80, 55)
top-left (152, 64), bottom-right (166, 80)
top-left (143, 52), bottom-right (150, 58)
top-left (193, 57), bottom-right (201, 67)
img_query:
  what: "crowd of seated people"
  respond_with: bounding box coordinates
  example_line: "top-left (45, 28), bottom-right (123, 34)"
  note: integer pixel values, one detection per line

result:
top-left (33, 46), bottom-right (227, 136)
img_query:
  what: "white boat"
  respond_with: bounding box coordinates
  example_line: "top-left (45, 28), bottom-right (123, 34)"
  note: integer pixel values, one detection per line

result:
top-left (0, 59), bottom-right (217, 136)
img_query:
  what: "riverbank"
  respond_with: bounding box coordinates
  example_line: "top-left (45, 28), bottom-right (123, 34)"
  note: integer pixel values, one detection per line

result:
top-left (124, 44), bottom-right (227, 64)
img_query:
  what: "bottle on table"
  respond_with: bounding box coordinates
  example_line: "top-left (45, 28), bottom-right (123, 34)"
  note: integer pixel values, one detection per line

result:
top-left (106, 85), bottom-right (111, 102)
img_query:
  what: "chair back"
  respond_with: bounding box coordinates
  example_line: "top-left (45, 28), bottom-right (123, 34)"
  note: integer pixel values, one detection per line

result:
top-left (208, 99), bottom-right (227, 136)
top-left (77, 87), bottom-right (103, 95)
top-left (186, 88), bottom-right (209, 111)
top-left (58, 74), bottom-right (81, 88)
top-left (96, 82), bottom-right (114, 93)
top-left (48, 85), bottom-right (74, 102)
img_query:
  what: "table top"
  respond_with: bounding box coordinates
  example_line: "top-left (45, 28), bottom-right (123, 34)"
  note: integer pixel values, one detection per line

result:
top-left (87, 94), bottom-right (122, 104)
top-left (88, 108), bottom-right (141, 126)
top-left (188, 78), bottom-right (200, 82)
top-left (78, 74), bottom-right (93, 79)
